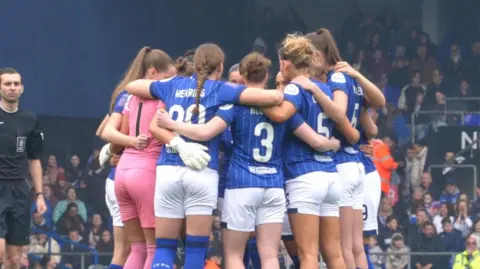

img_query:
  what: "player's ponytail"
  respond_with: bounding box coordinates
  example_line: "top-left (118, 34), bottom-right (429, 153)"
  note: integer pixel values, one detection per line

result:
top-left (110, 46), bottom-right (173, 113)
top-left (192, 43), bottom-right (225, 114)
top-left (307, 28), bottom-right (342, 66)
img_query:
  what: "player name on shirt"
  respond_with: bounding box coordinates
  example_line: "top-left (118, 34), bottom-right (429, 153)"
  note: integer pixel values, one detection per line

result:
top-left (250, 107), bottom-right (263, 115)
top-left (175, 88), bottom-right (206, 98)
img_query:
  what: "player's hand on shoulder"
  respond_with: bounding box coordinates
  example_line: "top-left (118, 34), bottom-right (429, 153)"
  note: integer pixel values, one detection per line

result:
top-left (359, 143), bottom-right (373, 156)
top-left (291, 75), bottom-right (316, 92)
top-left (334, 61), bottom-right (359, 78)
top-left (156, 109), bottom-right (174, 129)
top-left (329, 136), bottom-right (340, 152)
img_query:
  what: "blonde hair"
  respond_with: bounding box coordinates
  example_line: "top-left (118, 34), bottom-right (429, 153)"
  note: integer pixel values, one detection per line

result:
top-left (278, 34), bottom-right (316, 69)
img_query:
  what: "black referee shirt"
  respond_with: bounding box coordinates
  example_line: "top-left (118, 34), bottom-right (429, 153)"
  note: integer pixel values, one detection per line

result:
top-left (0, 107), bottom-right (44, 181)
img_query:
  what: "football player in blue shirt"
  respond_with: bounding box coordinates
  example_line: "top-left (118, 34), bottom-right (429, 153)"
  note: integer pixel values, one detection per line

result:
top-left (154, 52), bottom-right (341, 269)
top-left (125, 44), bottom-right (284, 269)
top-left (261, 34), bottom-right (360, 269)
top-left (97, 46), bottom-right (177, 269)
top-left (308, 28), bottom-right (385, 269)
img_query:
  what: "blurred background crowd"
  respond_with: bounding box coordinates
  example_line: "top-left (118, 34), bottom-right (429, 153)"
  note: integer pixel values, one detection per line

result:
top-left (5, 0), bottom-right (480, 268)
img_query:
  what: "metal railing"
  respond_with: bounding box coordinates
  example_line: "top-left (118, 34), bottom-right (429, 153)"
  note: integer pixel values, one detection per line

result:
top-left (410, 110), bottom-right (480, 143)
top-left (446, 97), bottom-right (480, 112)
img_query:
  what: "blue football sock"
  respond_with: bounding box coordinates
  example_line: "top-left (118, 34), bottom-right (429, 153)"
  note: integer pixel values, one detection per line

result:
top-left (243, 243), bottom-right (250, 267)
top-left (183, 235), bottom-right (209, 269)
top-left (290, 255), bottom-right (301, 269)
top-left (108, 265), bottom-right (123, 269)
top-left (364, 244), bottom-right (374, 269)
top-left (151, 238), bottom-right (178, 269)
top-left (248, 238), bottom-right (261, 269)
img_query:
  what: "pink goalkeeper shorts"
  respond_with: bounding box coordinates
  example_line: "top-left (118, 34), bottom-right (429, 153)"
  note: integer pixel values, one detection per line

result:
top-left (114, 158), bottom-right (156, 229)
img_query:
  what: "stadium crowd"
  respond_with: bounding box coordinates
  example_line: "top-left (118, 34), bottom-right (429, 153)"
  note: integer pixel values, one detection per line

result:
top-left (17, 5), bottom-right (480, 269)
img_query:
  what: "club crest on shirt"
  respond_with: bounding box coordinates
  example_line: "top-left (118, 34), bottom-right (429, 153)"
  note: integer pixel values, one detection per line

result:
top-left (331, 72), bottom-right (346, 83)
top-left (16, 137), bottom-right (26, 152)
top-left (219, 104), bottom-right (233, 110)
top-left (284, 84), bottom-right (299, 96)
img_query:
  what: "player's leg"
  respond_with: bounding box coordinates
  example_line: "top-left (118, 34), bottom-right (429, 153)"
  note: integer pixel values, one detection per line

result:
top-left (256, 188), bottom-right (285, 269)
top-left (115, 169), bottom-right (147, 269)
top-left (286, 174), bottom-right (324, 269)
top-left (106, 179), bottom-right (129, 268)
top-left (222, 188), bottom-right (260, 269)
top-left (131, 167), bottom-right (157, 269)
top-left (281, 210), bottom-right (300, 269)
top-left (362, 171), bottom-right (381, 269)
top-left (337, 162), bottom-right (360, 269)
top-left (319, 172), bottom-right (344, 269)
top-left (153, 166), bottom-right (186, 268)
top-left (183, 168), bottom-right (219, 269)
top-left (352, 164), bottom-right (367, 269)
top-left (5, 181), bottom-right (31, 269)
top-left (0, 182), bottom-right (8, 266)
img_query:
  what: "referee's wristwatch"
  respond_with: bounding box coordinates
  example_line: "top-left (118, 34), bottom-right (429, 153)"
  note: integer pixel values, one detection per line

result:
top-left (35, 192), bottom-right (43, 197)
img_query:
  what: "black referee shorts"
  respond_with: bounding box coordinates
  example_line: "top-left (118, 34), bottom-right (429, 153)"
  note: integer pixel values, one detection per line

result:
top-left (0, 180), bottom-right (31, 246)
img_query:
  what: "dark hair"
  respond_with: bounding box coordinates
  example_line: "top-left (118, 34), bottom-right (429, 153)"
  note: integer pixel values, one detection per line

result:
top-left (110, 46), bottom-right (173, 113)
top-left (66, 186), bottom-right (76, 195)
top-left (305, 28), bottom-right (342, 66)
top-left (193, 43), bottom-right (225, 114)
top-left (175, 57), bottom-right (194, 77)
top-left (239, 52), bottom-right (271, 84)
top-left (422, 221), bottom-right (434, 229)
top-left (441, 217), bottom-right (452, 226)
top-left (0, 67), bottom-right (20, 84)
top-left (68, 228), bottom-right (79, 234)
top-left (278, 33), bottom-right (315, 69)
top-left (386, 215), bottom-right (397, 224)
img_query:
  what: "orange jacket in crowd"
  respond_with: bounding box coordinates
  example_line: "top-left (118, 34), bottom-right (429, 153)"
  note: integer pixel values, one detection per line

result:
top-left (204, 260), bottom-right (221, 269)
top-left (371, 139), bottom-right (398, 194)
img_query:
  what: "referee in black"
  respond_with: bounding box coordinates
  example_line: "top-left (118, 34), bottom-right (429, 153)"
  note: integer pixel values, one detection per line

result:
top-left (0, 68), bottom-right (46, 269)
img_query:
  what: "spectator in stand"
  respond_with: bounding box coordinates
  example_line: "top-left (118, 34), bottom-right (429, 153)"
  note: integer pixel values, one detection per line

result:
top-left (53, 178), bottom-right (69, 201)
top-left (409, 45), bottom-right (438, 83)
top-left (410, 188), bottom-right (426, 217)
top-left (88, 213), bottom-right (104, 248)
top-left (406, 142), bottom-right (429, 189)
top-left (385, 233), bottom-right (410, 269)
top-left (61, 229), bottom-right (88, 269)
top-left (418, 32), bottom-right (437, 59)
top-left (29, 231), bottom-right (61, 264)
top-left (373, 133), bottom-right (399, 196)
top-left (368, 237), bottom-right (384, 269)
top-left (440, 217), bottom-right (464, 253)
top-left (433, 203), bottom-right (455, 233)
top-left (66, 154), bottom-right (82, 187)
top-left (404, 28), bottom-right (419, 59)
top-left (470, 186), bottom-right (480, 221)
top-left (465, 41), bottom-right (480, 88)
top-left (32, 210), bottom-right (52, 229)
top-left (53, 187), bottom-right (87, 223)
top-left (423, 193), bottom-right (436, 217)
top-left (96, 229), bottom-right (114, 266)
top-left (408, 209), bottom-right (430, 246)
top-left (420, 172), bottom-right (439, 200)
top-left (442, 44), bottom-right (466, 82)
top-left (440, 178), bottom-right (461, 205)
top-left (411, 221), bottom-right (444, 269)
top-left (410, 92), bottom-right (430, 138)
top-left (378, 216), bottom-right (403, 251)
top-left (342, 40), bottom-right (357, 64)
top-left (387, 56), bottom-right (410, 88)
top-left (425, 69), bottom-right (450, 106)
top-left (379, 197), bottom-right (395, 229)
top-left (454, 200), bottom-right (473, 238)
top-left (455, 80), bottom-right (478, 112)
top-left (366, 48), bottom-right (391, 84)
top-left (452, 233), bottom-right (480, 269)
top-left (55, 203), bottom-right (86, 236)
top-left (44, 154), bottom-right (66, 185)
top-left (352, 50), bottom-right (367, 74)
top-left (398, 71), bottom-right (427, 118)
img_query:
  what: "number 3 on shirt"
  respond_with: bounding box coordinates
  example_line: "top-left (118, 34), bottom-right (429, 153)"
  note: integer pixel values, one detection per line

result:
top-left (169, 104), bottom-right (206, 124)
top-left (253, 122), bottom-right (274, 163)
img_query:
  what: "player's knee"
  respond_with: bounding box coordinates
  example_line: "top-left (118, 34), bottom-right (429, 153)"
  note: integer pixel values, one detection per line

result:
top-left (297, 247), bottom-right (318, 263)
top-left (7, 253), bottom-right (21, 265)
top-left (353, 241), bottom-right (365, 256)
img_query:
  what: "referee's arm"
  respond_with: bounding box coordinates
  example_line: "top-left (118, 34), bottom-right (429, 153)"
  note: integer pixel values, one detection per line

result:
top-left (26, 118), bottom-right (44, 195)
